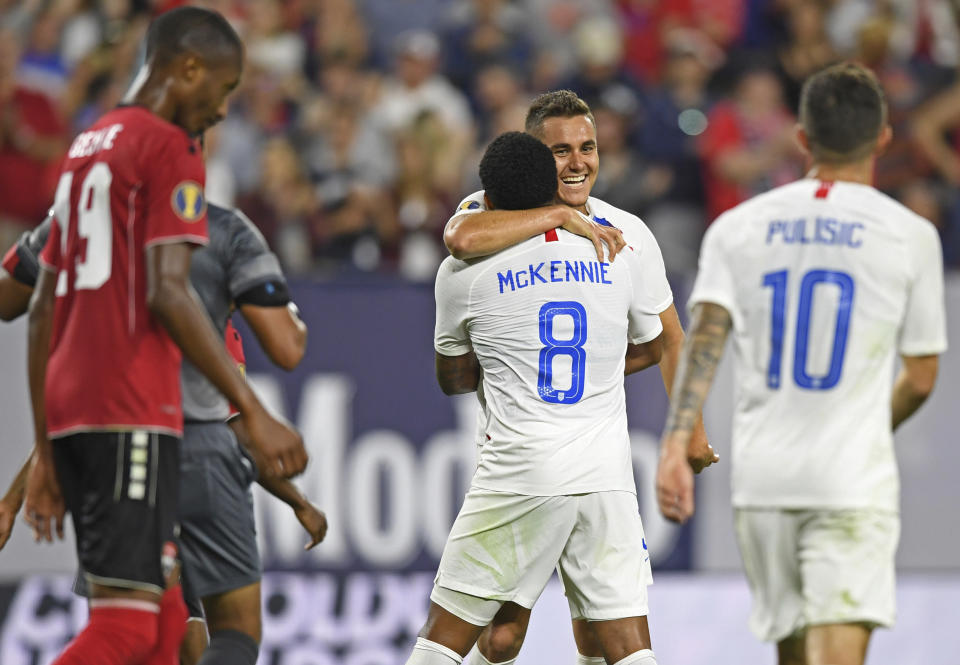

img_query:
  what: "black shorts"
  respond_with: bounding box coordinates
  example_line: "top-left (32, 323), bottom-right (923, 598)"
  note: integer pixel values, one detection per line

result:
top-left (53, 431), bottom-right (180, 594)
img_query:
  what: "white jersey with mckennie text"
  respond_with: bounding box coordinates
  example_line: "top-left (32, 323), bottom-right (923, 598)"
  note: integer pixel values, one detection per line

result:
top-left (690, 179), bottom-right (947, 512)
top-left (435, 228), bottom-right (664, 496)
top-left (448, 191), bottom-right (675, 448)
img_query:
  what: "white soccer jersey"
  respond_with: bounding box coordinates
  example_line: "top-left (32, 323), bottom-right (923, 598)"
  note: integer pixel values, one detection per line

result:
top-left (450, 192), bottom-right (675, 450)
top-left (690, 179), bottom-right (948, 512)
top-left (450, 191), bottom-right (674, 313)
top-left (435, 229), bottom-right (665, 496)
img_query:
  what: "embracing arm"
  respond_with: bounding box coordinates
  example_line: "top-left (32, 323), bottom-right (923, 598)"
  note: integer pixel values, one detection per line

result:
top-left (656, 302), bottom-right (732, 523)
top-left (435, 351), bottom-right (481, 395)
top-left (891, 354), bottom-right (939, 430)
top-left (444, 206), bottom-right (625, 262)
top-left (624, 337), bottom-right (663, 375)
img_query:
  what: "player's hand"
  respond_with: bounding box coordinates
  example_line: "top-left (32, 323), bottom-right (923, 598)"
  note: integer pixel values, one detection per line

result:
top-left (656, 435), bottom-right (695, 524)
top-left (557, 209), bottom-right (627, 263)
top-left (0, 498), bottom-right (18, 550)
top-left (243, 408), bottom-right (308, 479)
top-left (23, 451), bottom-right (65, 543)
top-left (687, 431), bottom-right (719, 474)
top-left (294, 501), bottom-right (328, 550)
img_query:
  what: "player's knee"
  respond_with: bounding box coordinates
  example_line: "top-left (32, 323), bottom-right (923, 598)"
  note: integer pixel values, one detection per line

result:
top-left (478, 623), bottom-right (524, 662)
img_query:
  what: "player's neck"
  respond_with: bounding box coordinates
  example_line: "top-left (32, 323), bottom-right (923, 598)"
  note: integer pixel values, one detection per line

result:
top-left (806, 160), bottom-right (874, 187)
top-left (127, 74), bottom-right (180, 126)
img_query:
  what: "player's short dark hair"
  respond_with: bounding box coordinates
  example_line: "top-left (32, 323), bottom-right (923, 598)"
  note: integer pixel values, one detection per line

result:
top-left (480, 131), bottom-right (557, 210)
top-left (799, 62), bottom-right (887, 164)
top-left (145, 7), bottom-right (243, 70)
top-left (524, 90), bottom-right (596, 139)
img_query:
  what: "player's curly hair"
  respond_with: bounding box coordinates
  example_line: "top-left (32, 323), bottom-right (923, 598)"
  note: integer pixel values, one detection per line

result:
top-left (524, 90), bottom-right (596, 139)
top-left (145, 7), bottom-right (243, 69)
top-left (800, 62), bottom-right (887, 164)
top-left (480, 131), bottom-right (558, 210)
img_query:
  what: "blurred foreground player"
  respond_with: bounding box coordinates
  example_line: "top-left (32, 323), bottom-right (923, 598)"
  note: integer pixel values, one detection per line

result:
top-left (443, 90), bottom-right (715, 665)
top-left (22, 8), bottom-right (306, 665)
top-left (409, 132), bottom-right (665, 665)
top-left (657, 63), bottom-right (946, 665)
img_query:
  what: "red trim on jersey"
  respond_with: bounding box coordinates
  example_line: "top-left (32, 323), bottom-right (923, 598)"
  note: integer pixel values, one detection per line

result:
top-left (814, 180), bottom-right (834, 199)
top-left (1, 240), bottom-right (18, 275)
top-left (544, 229), bottom-right (559, 242)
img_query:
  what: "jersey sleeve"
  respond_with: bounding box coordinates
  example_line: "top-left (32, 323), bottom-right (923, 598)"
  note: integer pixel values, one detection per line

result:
top-left (225, 209), bottom-right (286, 300)
top-left (445, 191), bottom-right (487, 227)
top-left (898, 223), bottom-right (948, 355)
top-left (38, 215), bottom-right (62, 273)
top-left (625, 249), bottom-right (666, 344)
top-left (631, 216), bottom-right (674, 313)
top-left (688, 215), bottom-right (742, 328)
top-left (434, 257), bottom-right (472, 356)
top-left (142, 134), bottom-right (209, 248)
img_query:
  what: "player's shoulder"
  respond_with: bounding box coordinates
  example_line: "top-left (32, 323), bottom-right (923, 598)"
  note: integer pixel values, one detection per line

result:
top-left (840, 182), bottom-right (938, 234)
top-left (587, 196), bottom-right (658, 248)
top-left (454, 190), bottom-right (487, 214)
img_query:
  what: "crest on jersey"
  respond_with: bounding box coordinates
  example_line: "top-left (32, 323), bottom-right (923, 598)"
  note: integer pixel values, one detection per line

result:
top-left (171, 181), bottom-right (206, 222)
top-left (459, 200), bottom-right (481, 211)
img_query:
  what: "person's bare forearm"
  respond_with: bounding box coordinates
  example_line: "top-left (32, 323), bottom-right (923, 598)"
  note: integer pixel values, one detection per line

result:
top-left (436, 351), bottom-right (481, 395)
top-left (2, 453), bottom-right (32, 509)
top-left (444, 208), bottom-right (561, 259)
top-left (657, 306), bottom-right (708, 439)
top-left (27, 269), bottom-right (54, 456)
top-left (663, 304), bottom-right (731, 443)
top-left (891, 356), bottom-right (938, 430)
top-left (259, 475), bottom-right (309, 510)
top-left (891, 375), bottom-right (929, 430)
top-left (228, 417), bottom-right (307, 509)
top-left (0, 271), bottom-right (33, 321)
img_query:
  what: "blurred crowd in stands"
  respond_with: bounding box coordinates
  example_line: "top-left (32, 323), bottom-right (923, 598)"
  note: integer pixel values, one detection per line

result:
top-left (3, 0), bottom-right (960, 280)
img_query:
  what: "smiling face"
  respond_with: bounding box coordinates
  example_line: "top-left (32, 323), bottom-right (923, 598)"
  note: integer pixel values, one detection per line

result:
top-left (537, 114), bottom-right (599, 213)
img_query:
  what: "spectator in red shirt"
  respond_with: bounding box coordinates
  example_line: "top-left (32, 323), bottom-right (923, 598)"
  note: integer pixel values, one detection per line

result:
top-left (0, 29), bottom-right (67, 247)
top-left (699, 67), bottom-right (802, 222)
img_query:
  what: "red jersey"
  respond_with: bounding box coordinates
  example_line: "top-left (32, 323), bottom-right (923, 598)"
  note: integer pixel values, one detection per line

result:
top-left (224, 318), bottom-right (246, 419)
top-left (39, 106), bottom-right (209, 438)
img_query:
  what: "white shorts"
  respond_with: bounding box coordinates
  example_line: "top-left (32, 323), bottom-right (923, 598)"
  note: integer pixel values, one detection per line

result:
top-left (431, 488), bottom-right (653, 624)
top-left (734, 508), bottom-right (899, 643)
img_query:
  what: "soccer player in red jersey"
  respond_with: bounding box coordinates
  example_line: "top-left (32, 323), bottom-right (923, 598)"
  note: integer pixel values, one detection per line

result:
top-left (20, 8), bottom-right (307, 665)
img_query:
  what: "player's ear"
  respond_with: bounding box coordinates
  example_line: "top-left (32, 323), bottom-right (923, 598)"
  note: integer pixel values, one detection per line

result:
top-left (177, 54), bottom-right (204, 88)
top-left (875, 124), bottom-right (893, 156)
top-left (483, 194), bottom-right (494, 211)
top-left (794, 123), bottom-right (811, 157)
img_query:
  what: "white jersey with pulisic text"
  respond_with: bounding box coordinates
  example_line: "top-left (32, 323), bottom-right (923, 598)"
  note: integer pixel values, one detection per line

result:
top-left (689, 179), bottom-right (947, 512)
top-left (435, 229), bottom-right (665, 496)
top-left (449, 191), bottom-right (675, 448)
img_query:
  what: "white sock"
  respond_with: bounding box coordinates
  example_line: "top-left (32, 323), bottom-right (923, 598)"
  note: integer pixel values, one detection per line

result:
top-left (612, 649), bottom-right (657, 665)
top-left (406, 637), bottom-right (464, 665)
top-left (471, 648), bottom-right (517, 665)
top-left (577, 656), bottom-right (607, 665)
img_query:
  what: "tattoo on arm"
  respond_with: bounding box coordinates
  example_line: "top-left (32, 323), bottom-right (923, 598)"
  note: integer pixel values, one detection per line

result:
top-left (436, 351), bottom-right (481, 395)
top-left (664, 303), bottom-right (732, 439)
